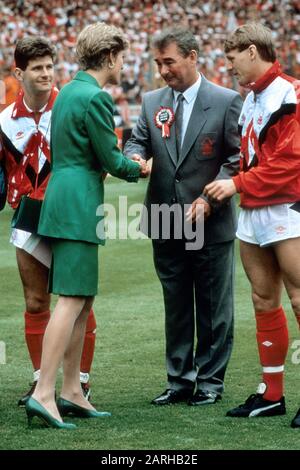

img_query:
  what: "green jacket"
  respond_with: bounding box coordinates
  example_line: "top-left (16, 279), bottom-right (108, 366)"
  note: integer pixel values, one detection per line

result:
top-left (38, 71), bottom-right (140, 244)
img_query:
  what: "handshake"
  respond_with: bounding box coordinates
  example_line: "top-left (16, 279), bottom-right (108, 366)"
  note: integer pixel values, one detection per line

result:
top-left (131, 154), bottom-right (151, 178)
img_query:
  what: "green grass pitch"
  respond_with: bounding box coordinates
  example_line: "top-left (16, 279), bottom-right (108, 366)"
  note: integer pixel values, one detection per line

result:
top-left (0, 178), bottom-right (300, 450)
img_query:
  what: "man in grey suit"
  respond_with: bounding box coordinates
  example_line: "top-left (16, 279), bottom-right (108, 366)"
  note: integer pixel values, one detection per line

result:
top-left (124, 27), bottom-right (242, 406)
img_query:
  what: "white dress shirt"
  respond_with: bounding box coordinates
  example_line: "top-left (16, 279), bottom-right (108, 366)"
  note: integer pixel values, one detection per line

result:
top-left (173, 73), bottom-right (202, 147)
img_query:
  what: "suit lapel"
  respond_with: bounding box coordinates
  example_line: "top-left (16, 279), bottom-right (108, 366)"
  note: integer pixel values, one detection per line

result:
top-left (177, 77), bottom-right (211, 168)
top-left (157, 88), bottom-right (177, 166)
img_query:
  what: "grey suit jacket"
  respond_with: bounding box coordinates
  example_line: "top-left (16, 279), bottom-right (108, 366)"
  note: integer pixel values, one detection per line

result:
top-left (124, 76), bottom-right (243, 245)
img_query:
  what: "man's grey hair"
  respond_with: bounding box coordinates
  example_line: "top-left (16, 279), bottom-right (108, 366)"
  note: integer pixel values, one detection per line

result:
top-left (152, 27), bottom-right (200, 57)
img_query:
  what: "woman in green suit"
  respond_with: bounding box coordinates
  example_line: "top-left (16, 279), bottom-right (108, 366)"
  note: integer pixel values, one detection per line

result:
top-left (25, 23), bottom-right (148, 429)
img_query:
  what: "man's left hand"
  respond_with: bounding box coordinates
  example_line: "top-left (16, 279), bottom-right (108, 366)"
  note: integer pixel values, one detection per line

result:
top-left (186, 197), bottom-right (211, 223)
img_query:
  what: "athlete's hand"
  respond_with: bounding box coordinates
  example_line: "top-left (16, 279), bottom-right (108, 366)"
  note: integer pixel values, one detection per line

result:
top-left (204, 179), bottom-right (237, 201)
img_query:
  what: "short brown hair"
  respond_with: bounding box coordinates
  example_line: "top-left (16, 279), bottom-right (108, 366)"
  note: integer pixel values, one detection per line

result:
top-left (14, 37), bottom-right (56, 70)
top-left (76, 22), bottom-right (128, 71)
top-left (224, 23), bottom-right (276, 63)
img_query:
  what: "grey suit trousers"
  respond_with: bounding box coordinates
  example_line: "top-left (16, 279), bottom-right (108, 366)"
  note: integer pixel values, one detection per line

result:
top-left (152, 238), bottom-right (234, 395)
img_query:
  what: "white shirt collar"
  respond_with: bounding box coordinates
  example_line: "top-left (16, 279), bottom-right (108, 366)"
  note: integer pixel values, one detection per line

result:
top-left (173, 73), bottom-right (201, 104)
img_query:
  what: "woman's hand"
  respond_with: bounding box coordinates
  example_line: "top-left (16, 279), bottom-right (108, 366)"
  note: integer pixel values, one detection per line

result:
top-left (132, 153), bottom-right (150, 178)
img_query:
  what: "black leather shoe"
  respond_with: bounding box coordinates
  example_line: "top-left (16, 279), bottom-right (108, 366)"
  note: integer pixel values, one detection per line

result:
top-left (226, 393), bottom-right (285, 418)
top-left (291, 407), bottom-right (300, 428)
top-left (18, 382), bottom-right (57, 408)
top-left (188, 390), bottom-right (221, 406)
top-left (18, 381), bottom-right (38, 407)
top-left (151, 389), bottom-right (193, 405)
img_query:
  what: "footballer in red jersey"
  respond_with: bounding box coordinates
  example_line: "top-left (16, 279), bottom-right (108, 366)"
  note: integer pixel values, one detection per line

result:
top-left (202, 23), bottom-right (300, 427)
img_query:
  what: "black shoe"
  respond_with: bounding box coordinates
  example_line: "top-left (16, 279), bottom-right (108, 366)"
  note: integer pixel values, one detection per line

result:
top-left (18, 381), bottom-right (38, 407)
top-left (151, 389), bottom-right (193, 406)
top-left (81, 382), bottom-right (91, 402)
top-left (19, 378), bottom-right (90, 406)
top-left (226, 393), bottom-right (286, 418)
top-left (188, 390), bottom-right (221, 406)
top-left (291, 407), bottom-right (300, 428)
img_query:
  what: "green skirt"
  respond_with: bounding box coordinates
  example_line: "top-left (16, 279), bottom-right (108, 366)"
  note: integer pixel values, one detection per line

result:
top-left (49, 239), bottom-right (99, 296)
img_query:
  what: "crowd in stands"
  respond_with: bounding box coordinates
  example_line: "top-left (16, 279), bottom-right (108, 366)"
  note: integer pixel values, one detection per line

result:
top-left (0, 0), bottom-right (299, 118)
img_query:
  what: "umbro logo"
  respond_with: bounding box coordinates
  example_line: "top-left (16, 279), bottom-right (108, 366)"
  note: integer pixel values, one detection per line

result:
top-left (257, 115), bottom-right (263, 125)
top-left (275, 225), bottom-right (287, 234)
top-left (15, 131), bottom-right (24, 140)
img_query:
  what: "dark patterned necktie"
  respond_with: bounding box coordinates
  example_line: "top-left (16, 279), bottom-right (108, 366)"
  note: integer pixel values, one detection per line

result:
top-left (175, 93), bottom-right (185, 161)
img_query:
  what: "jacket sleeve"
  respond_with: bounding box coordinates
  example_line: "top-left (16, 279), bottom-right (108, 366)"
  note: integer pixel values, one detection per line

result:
top-left (233, 114), bottom-right (300, 197)
top-left (85, 91), bottom-right (140, 182)
top-left (123, 98), bottom-right (152, 160)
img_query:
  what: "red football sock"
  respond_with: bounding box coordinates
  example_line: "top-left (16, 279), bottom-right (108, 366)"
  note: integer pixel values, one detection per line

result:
top-left (80, 309), bottom-right (97, 374)
top-left (255, 306), bottom-right (289, 401)
top-left (24, 310), bottom-right (50, 371)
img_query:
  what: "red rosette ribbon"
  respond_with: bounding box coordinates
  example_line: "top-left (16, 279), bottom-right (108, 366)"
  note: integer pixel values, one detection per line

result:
top-left (154, 107), bottom-right (175, 138)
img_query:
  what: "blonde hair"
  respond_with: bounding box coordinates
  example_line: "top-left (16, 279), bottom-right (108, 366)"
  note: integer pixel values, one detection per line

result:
top-left (76, 22), bottom-right (128, 70)
top-left (224, 23), bottom-right (276, 63)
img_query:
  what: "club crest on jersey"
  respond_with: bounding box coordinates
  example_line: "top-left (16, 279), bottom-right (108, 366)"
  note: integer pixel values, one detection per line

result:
top-left (154, 107), bottom-right (174, 138)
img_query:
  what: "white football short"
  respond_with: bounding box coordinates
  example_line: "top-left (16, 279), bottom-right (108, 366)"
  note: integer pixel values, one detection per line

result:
top-left (10, 228), bottom-right (52, 268)
top-left (236, 203), bottom-right (300, 247)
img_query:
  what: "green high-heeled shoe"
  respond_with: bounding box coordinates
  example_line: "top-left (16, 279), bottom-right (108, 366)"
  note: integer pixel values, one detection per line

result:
top-left (57, 397), bottom-right (111, 418)
top-left (26, 397), bottom-right (77, 429)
